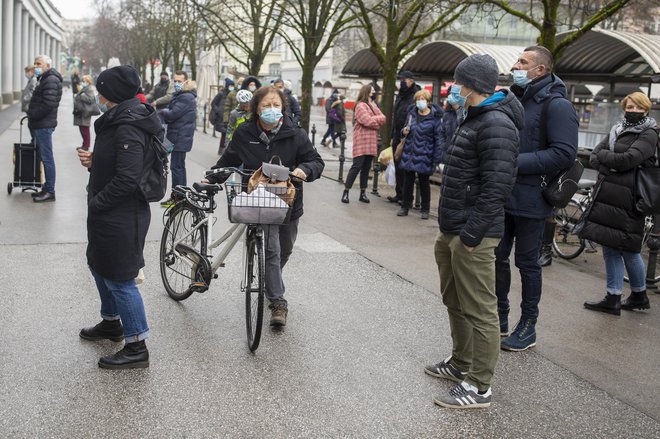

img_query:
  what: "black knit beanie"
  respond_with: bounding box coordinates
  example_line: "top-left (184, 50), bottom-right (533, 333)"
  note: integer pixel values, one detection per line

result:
top-left (96, 65), bottom-right (141, 103)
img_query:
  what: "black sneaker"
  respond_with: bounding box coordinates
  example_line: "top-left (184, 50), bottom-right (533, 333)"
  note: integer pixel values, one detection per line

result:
top-left (434, 381), bottom-right (492, 409)
top-left (424, 356), bottom-right (467, 383)
top-left (98, 340), bottom-right (149, 369)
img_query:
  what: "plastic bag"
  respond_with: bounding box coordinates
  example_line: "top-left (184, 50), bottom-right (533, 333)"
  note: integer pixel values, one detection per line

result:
top-left (385, 161), bottom-right (396, 187)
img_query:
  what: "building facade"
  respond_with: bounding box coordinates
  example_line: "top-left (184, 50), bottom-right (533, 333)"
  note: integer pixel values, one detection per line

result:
top-left (0, 0), bottom-right (63, 106)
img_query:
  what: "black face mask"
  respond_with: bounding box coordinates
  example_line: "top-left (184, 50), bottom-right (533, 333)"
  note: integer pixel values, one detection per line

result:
top-left (399, 80), bottom-right (408, 90)
top-left (160, 78), bottom-right (168, 84)
top-left (370, 93), bottom-right (376, 100)
top-left (625, 111), bottom-right (645, 124)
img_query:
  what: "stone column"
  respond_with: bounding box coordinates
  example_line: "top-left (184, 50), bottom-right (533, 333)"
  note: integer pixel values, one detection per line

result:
top-left (55, 41), bottom-right (61, 72)
top-left (13, 1), bottom-right (22, 99)
top-left (22, 9), bottom-right (29, 67)
top-left (2, 0), bottom-right (15, 104)
top-left (0, 0), bottom-right (4, 106)
top-left (29, 18), bottom-right (36, 63)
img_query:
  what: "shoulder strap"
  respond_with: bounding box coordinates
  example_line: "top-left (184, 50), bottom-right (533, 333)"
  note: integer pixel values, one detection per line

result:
top-left (538, 96), bottom-right (558, 150)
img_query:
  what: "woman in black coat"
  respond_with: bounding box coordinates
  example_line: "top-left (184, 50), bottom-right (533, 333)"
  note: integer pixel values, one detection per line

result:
top-left (208, 86), bottom-right (324, 328)
top-left (77, 66), bottom-right (164, 369)
top-left (581, 92), bottom-right (658, 315)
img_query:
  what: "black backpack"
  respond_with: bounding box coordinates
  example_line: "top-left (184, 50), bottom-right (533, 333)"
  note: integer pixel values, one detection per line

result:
top-left (140, 134), bottom-right (169, 202)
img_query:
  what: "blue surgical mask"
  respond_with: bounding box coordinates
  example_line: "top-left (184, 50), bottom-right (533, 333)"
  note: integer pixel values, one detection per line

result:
top-left (174, 82), bottom-right (183, 92)
top-left (95, 95), bottom-right (107, 113)
top-left (228, 86), bottom-right (235, 92)
top-left (511, 70), bottom-right (531, 88)
top-left (450, 85), bottom-right (467, 107)
top-left (416, 100), bottom-right (428, 111)
top-left (447, 93), bottom-right (461, 106)
top-left (34, 67), bottom-right (43, 77)
top-left (259, 107), bottom-right (282, 125)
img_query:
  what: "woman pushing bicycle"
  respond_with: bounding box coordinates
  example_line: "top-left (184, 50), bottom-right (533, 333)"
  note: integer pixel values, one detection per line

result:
top-left (205, 85), bottom-right (325, 328)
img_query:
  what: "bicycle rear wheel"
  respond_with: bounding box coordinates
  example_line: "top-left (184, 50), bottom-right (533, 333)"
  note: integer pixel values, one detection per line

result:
top-left (244, 228), bottom-right (265, 352)
top-left (160, 203), bottom-right (207, 301)
top-left (553, 200), bottom-right (585, 260)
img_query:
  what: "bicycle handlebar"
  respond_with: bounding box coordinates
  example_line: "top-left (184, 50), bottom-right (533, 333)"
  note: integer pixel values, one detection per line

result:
top-left (204, 167), bottom-right (306, 182)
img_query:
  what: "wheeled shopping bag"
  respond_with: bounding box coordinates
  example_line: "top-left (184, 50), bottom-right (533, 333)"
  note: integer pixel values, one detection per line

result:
top-left (7, 116), bottom-right (43, 194)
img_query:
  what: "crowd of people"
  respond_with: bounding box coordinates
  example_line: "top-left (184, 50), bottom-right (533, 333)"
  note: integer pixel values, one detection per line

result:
top-left (16, 47), bottom-right (657, 410)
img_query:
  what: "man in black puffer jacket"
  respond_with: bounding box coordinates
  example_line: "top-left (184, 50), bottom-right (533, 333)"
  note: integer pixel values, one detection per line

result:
top-left (26, 55), bottom-right (63, 202)
top-left (427, 54), bottom-right (522, 410)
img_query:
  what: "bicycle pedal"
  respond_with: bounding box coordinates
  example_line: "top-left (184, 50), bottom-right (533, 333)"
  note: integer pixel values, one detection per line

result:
top-left (190, 282), bottom-right (208, 293)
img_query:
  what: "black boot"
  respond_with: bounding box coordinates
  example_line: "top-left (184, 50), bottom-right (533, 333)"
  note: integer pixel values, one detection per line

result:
top-left (359, 190), bottom-right (370, 203)
top-left (621, 290), bottom-right (650, 311)
top-left (538, 244), bottom-right (553, 267)
top-left (341, 189), bottom-right (349, 204)
top-left (79, 319), bottom-right (123, 342)
top-left (584, 293), bottom-right (621, 316)
top-left (98, 340), bottom-right (149, 369)
top-left (498, 307), bottom-right (510, 337)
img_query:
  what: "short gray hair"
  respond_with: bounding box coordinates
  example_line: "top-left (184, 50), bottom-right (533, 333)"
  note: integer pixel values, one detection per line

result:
top-left (35, 55), bottom-right (52, 66)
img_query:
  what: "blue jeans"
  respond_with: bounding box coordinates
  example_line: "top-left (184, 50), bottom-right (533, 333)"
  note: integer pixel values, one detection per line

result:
top-left (495, 214), bottom-right (545, 320)
top-left (263, 218), bottom-right (299, 306)
top-left (170, 151), bottom-right (187, 188)
top-left (602, 246), bottom-right (646, 295)
top-left (31, 128), bottom-right (56, 193)
top-left (90, 268), bottom-right (149, 342)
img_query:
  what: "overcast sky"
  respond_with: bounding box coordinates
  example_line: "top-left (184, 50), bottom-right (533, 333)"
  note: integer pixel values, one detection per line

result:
top-left (52, 0), bottom-right (95, 20)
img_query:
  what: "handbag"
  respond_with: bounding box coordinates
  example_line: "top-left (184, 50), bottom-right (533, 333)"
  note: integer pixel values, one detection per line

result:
top-left (541, 160), bottom-right (584, 208)
top-left (538, 96), bottom-right (584, 208)
top-left (247, 155), bottom-right (296, 206)
top-left (634, 134), bottom-right (660, 215)
top-left (394, 114), bottom-right (413, 162)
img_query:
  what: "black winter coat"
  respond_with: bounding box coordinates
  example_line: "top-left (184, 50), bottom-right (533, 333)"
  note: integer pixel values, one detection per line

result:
top-left (392, 83), bottom-right (421, 145)
top-left (27, 68), bottom-right (63, 130)
top-left (162, 89), bottom-right (197, 152)
top-left (439, 90), bottom-right (524, 247)
top-left (86, 98), bottom-right (164, 280)
top-left (212, 118), bottom-right (325, 220)
top-left (284, 88), bottom-right (302, 126)
top-left (580, 125), bottom-right (658, 253)
top-left (210, 90), bottom-right (227, 131)
top-left (507, 74), bottom-right (579, 219)
top-left (439, 107), bottom-right (458, 164)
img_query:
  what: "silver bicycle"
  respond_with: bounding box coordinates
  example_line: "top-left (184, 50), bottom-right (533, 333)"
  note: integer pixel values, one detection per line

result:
top-left (159, 167), bottom-right (294, 352)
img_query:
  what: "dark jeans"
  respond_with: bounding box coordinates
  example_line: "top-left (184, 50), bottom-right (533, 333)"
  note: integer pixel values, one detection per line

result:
top-left (402, 171), bottom-right (430, 211)
top-left (31, 127), bottom-right (55, 193)
top-left (264, 218), bottom-right (300, 306)
top-left (495, 213), bottom-right (545, 320)
top-left (394, 159), bottom-right (404, 199)
top-left (321, 123), bottom-right (335, 143)
top-left (170, 151), bottom-right (187, 188)
top-left (344, 155), bottom-right (373, 190)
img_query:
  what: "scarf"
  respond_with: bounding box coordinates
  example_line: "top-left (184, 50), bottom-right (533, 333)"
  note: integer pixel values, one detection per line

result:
top-left (608, 116), bottom-right (657, 150)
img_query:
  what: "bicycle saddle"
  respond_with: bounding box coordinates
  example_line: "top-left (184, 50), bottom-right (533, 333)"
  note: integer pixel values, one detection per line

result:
top-left (193, 182), bottom-right (222, 193)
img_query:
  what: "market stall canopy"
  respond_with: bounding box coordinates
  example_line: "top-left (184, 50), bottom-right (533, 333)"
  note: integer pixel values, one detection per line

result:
top-left (400, 41), bottom-right (523, 78)
top-left (555, 28), bottom-right (660, 83)
top-left (342, 49), bottom-right (382, 77)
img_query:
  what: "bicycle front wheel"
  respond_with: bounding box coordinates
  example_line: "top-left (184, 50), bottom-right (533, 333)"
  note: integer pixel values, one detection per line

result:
top-left (244, 228), bottom-right (265, 352)
top-left (160, 203), bottom-right (208, 301)
top-left (553, 200), bottom-right (585, 260)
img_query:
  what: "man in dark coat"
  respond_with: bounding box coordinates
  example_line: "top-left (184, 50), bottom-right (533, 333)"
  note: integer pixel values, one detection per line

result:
top-left (428, 54), bottom-right (522, 409)
top-left (159, 70), bottom-right (197, 207)
top-left (210, 78), bottom-right (233, 154)
top-left (77, 65), bottom-right (164, 369)
top-left (495, 46), bottom-right (579, 352)
top-left (146, 71), bottom-right (174, 110)
top-left (26, 55), bottom-right (63, 202)
top-left (274, 78), bottom-right (302, 126)
top-left (389, 70), bottom-right (421, 203)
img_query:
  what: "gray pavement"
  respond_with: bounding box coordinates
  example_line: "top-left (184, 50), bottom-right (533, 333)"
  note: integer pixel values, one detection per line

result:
top-left (0, 98), bottom-right (659, 438)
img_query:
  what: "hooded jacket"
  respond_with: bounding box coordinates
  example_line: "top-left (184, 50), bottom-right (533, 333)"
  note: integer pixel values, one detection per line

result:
top-left (27, 68), bottom-right (63, 129)
top-left (161, 82), bottom-right (197, 152)
top-left (241, 76), bottom-right (262, 91)
top-left (212, 117), bottom-right (325, 220)
top-left (439, 90), bottom-right (524, 247)
top-left (86, 98), bottom-right (164, 280)
top-left (400, 103), bottom-right (443, 175)
top-left (506, 74), bottom-right (579, 219)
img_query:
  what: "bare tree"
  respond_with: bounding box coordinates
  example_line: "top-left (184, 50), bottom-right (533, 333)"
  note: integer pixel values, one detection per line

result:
top-left (479, 0), bottom-right (636, 59)
top-left (193, 0), bottom-right (284, 76)
top-left (276, 0), bottom-right (359, 131)
top-left (353, 0), bottom-right (468, 149)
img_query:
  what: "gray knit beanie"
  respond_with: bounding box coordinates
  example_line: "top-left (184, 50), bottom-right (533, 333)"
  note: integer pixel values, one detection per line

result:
top-left (454, 54), bottom-right (499, 94)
